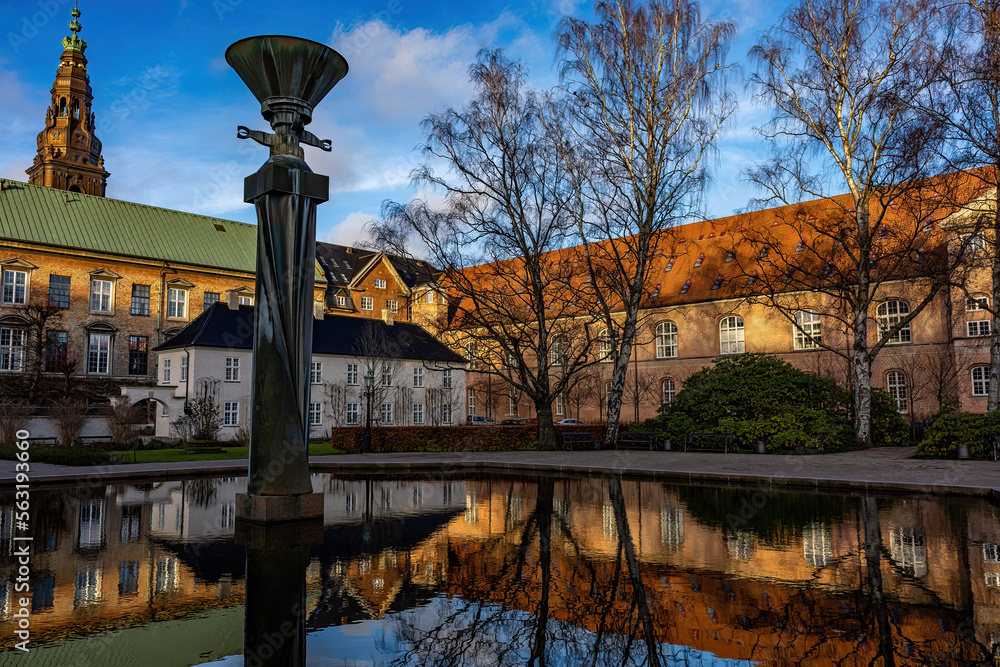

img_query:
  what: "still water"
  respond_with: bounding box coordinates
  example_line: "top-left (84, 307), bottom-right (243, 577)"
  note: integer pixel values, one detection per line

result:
top-left (0, 472), bottom-right (998, 666)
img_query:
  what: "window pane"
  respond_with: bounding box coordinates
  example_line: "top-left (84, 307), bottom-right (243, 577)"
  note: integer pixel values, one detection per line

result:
top-left (131, 284), bottom-right (150, 316)
top-left (128, 336), bottom-right (148, 375)
top-left (49, 275), bottom-right (71, 308)
top-left (88, 333), bottom-right (110, 374)
top-left (203, 292), bottom-right (220, 308)
top-left (45, 331), bottom-right (68, 371)
top-left (2, 270), bottom-right (27, 305)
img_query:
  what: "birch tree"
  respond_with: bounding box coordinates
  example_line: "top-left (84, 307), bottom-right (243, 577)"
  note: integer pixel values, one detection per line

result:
top-left (553, 0), bottom-right (736, 445)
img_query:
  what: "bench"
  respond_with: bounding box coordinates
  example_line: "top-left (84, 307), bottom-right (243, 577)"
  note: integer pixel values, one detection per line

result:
top-left (26, 437), bottom-right (58, 446)
top-left (616, 431), bottom-right (658, 451)
top-left (684, 433), bottom-right (734, 453)
top-left (562, 432), bottom-right (600, 451)
top-left (77, 436), bottom-right (113, 446)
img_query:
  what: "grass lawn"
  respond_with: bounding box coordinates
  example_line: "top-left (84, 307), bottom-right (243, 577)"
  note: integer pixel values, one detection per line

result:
top-left (112, 442), bottom-right (345, 464)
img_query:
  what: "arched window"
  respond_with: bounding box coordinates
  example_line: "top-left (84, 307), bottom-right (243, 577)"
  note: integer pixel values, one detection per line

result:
top-left (793, 310), bottom-right (821, 350)
top-left (598, 329), bottom-right (611, 361)
top-left (549, 335), bottom-right (567, 366)
top-left (719, 316), bottom-right (745, 355)
top-left (886, 371), bottom-right (908, 413)
top-left (971, 366), bottom-right (989, 397)
top-left (655, 321), bottom-right (678, 359)
top-left (59, 97), bottom-right (66, 117)
top-left (877, 300), bottom-right (911, 344)
top-left (464, 341), bottom-right (477, 371)
top-left (604, 380), bottom-right (612, 404)
top-left (661, 378), bottom-right (676, 405)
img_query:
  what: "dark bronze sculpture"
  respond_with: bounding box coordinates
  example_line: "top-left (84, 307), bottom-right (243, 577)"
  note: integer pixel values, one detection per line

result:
top-left (227, 35), bottom-right (348, 521)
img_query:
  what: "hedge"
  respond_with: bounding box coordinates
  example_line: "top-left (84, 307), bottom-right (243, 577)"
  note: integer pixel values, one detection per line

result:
top-left (330, 423), bottom-right (610, 453)
top-left (0, 445), bottom-right (114, 466)
top-left (917, 411), bottom-right (1000, 459)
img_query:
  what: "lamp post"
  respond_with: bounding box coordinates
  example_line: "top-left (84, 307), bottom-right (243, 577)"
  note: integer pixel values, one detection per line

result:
top-left (362, 369), bottom-right (374, 454)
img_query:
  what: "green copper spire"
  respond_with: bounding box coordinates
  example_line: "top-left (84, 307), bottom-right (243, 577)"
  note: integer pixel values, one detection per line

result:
top-left (61, 1), bottom-right (87, 53)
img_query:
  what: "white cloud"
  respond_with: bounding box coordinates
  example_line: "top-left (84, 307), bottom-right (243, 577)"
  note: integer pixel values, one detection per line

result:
top-left (323, 211), bottom-right (376, 247)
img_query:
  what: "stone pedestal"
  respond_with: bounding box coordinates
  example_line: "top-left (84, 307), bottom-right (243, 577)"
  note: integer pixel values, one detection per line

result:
top-left (235, 491), bottom-right (324, 523)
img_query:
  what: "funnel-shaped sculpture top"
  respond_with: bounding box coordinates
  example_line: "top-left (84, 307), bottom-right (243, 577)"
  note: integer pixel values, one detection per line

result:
top-left (225, 35), bottom-right (348, 120)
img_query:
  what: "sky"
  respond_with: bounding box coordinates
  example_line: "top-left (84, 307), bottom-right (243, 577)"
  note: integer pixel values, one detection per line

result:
top-left (0, 0), bottom-right (788, 252)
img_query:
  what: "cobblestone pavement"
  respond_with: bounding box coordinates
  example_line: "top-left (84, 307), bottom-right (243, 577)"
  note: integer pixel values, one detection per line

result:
top-left (0, 446), bottom-right (997, 497)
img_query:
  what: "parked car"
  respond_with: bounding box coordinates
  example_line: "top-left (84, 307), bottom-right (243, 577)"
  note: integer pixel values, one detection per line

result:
top-left (466, 414), bottom-right (496, 426)
top-left (500, 418), bottom-right (530, 425)
top-left (555, 418), bottom-right (586, 425)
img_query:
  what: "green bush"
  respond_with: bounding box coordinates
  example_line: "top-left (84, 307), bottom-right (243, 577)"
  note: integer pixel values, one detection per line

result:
top-left (330, 423), bottom-right (608, 453)
top-left (0, 445), bottom-right (113, 466)
top-left (917, 411), bottom-right (1000, 459)
top-left (639, 354), bottom-right (905, 451)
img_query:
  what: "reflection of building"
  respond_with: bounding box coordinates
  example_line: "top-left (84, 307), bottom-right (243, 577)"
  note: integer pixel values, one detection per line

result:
top-left (120, 303), bottom-right (467, 438)
top-left (1, 474), bottom-right (998, 665)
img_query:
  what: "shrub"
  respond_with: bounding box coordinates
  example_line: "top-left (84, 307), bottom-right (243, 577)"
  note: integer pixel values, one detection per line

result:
top-left (638, 353), bottom-right (903, 451)
top-left (0, 400), bottom-right (30, 446)
top-left (0, 445), bottom-right (113, 466)
top-left (330, 423), bottom-right (609, 453)
top-left (50, 397), bottom-right (88, 446)
top-left (917, 411), bottom-right (1000, 459)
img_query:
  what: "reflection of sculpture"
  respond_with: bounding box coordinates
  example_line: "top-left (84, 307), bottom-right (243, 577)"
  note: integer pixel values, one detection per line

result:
top-left (226, 36), bottom-right (348, 521)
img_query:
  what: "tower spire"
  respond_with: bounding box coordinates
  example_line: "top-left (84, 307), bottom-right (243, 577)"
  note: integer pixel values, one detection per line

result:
top-left (26, 1), bottom-right (109, 196)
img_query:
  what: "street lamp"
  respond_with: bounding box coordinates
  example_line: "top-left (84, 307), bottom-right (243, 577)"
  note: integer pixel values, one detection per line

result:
top-left (362, 369), bottom-right (374, 454)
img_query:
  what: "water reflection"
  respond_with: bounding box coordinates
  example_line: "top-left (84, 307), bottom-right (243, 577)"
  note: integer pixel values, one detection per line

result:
top-left (0, 474), bottom-right (998, 665)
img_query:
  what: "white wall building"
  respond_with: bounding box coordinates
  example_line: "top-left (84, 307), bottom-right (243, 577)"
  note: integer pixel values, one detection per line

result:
top-left (122, 303), bottom-right (468, 440)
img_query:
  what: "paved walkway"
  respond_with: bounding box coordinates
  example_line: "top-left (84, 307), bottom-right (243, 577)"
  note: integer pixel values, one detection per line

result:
top-left (1, 447), bottom-right (998, 498)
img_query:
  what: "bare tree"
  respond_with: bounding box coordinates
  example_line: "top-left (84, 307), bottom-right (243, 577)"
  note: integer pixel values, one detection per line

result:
top-left (744, 0), bottom-right (971, 444)
top-left (51, 396), bottom-right (87, 446)
top-left (378, 50), bottom-right (596, 449)
top-left (13, 298), bottom-right (63, 404)
top-left (324, 382), bottom-right (347, 428)
top-left (621, 370), bottom-right (660, 423)
top-left (106, 399), bottom-right (141, 447)
top-left (552, 0), bottom-right (737, 445)
top-left (355, 320), bottom-right (401, 425)
top-left (0, 399), bottom-right (30, 446)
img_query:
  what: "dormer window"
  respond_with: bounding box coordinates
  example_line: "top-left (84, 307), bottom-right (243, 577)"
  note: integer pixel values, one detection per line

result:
top-left (921, 218), bottom-right (935, 232)
top-left (795, 238), bottom-right (806, 252)
top-left (694, 253), bottom-right (705, 268)
top-left (426, 292), bottom-right (434, 304)
top-left (711, 276), bottom-right (723, 290)
top-left (759, 246), bottom-right (769, 260)
top-left (680, 280), bottom-right (691, 294)
top-left (725, 251), bottom-right (735, 263)
top-left (747, 272), bottom-right (758, 286)
top-left (651, 284), bottom-right (661, 297)
top-left (665, 258), bottom-right (675, 272)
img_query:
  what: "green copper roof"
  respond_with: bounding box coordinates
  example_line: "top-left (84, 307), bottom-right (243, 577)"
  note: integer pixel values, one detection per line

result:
top-left (62, 0), bottom-right (87, 52)
top-left (0, 179), bottom-right (325, 283)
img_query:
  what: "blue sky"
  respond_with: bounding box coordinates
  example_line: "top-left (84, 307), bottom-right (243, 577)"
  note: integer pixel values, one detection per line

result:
top-left (0, 0), bottom-right (787, 250)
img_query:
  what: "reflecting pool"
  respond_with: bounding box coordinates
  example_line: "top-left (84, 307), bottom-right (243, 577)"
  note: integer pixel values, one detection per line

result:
top-left (1, 473), bottom-right (999, 665)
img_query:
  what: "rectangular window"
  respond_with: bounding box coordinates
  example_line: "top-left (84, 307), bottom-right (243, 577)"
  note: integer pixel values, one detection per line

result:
top-left (310, 361), bottom-right (322, 384)
top-left (309, 402), bottom-right (323, 426)
top-left (238, 295), bottom-right (253, 306)
top-left (468, 389), bottom-right (475, 414)
top-left (886, 371), bottom-right (908, 413)
top-left (48, 275), bottom-right (70, 308)
top-left (413, 367), bottom-right (423, 387)
top-left (223, 401), bottom-right (239, 427)
top-left (225, 357), bottom-right (240, 382)
top-left (972, 367), bottom-right (989, 397)
top-left (967, 296), bottom-right (989, 311)
top-left (167, 288), bottom-right (187, 319)
top-left (967, 320), bottom-right (991, 337)
top-left (556, 394), bottom-right (565, 415)
top-left (336, 294), bottom-right (347, 308)
top-left (793, 311), bottom-right (822, 350)
top-left (413, 403), bottom-right (424, 425)
top-left (442, 369), bottom-right (453, 389)
top-left (962, 233), bottom-right (986, 253)
top-left (0, 328), bottom-right (26, 372)
top-left (380, 402), bottom-right (393, 425)
top-left (131, 284), bottom-right (150, 316)
top-left (346, 403), bottom-right (360, 425)
top-left (374, 279), bottom-right (386, 289)
top-left (347, 363), bottom-right (358, 385)
top-left (87, 333), bottom-right (111, 374)
top-left (128, 336), bottom-right (148, 375)
top-left (381, 369), bottom-right (392, 386)
top-left (203, 292), bottom-right (220, 308)
top-left (162, 358), bottom-right (171, 383)
top-left (361, 296), bottom-right (373, 311)
top-left (387, 299), bottom-right (399, 313)
top-left (180, 355), bottom-right (188, 381)
top-left (45, 330), bottom-right (68, 371)
top-left (2, 270), bottom-right (27, 305)
top-left (90, 279), bottom-right (113, 312)
top-left (442, 403), bottom-right (452, 425)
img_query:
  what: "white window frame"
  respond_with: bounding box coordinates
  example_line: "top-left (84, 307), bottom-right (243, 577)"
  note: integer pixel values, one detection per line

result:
top-left (225, 357), bottom-right (241, 382)
top-left (162, 358), bottom-right (171, 383)
top-left (464, 342), bottom-right (477, 370)
top-left (442, 369), bottom-right (452, 389)
top-left (374, 278), bottom-right (386, 289)
top-left (556, 393), bottom-right (565, 416)
top-left (308, 402), bottom-right (323, 426)
top-left (968, 320), bottom-right (991, 338)
top-left (468, 388), bottom-right (475, 414)
top-left (380, 402), bottom-right (394, 425)
top-left (387, 299), bottom-right (399, 313)
top-left (180, 356), bottom-right (188, 382)
top-left (967, 296), bottom-right (989, 311)
top-left (0, 327), bottom-right (26, 372)
top-left (310, 361), bottom-right (323, 384)
top-left (90, 279), bottom-right (114, 313)
top-left (412, 403), bottom-right (424, 425)
top-left (347, 363), bottom-right (359, 385)
top-left (167, 288), bottom-right (188, 319)
top-left (962, 233), bottom-right (986, 253)
top-left (662, 378), bottom-right (676, 405)
top-left (1, 269), bottom-right (27, 305)
top-left (223, 401), bottom-right (239, 427)
top-left (793, 310), bottom-right (822, 350)
top-left (426, 292), bottom-right (434, 304)
top-left (413, 367), bottom-right (424, 387)
top-left (346, 403), bottom-right (360, 425)
top-left (599, 328), bottom-right (611, 361)
top-left (442, 403), bottom-right (453, 425)
top-left (508, 387), bottom-right (517, 415)
top-left (655, 321), bottom-right (678, 359)
top-left (877, 300), bottom-right (911, 344)
top-left (238, 295), bottom-right (253, 306)
top-left (87, 332), bottom-right (111, 375)
top-left (886, 371), bottom-right (908, 413)
top-left (549, 336), bottom-right (567, 366)
top-left (336, 294), bottom-right (347, 308)
top-left (381, 368), bottom-right (392, 387)
top-left (972, 366), bottom-right (989, 397)
top-left (361, 296), bottom-right (374, 311)
top-left (719, 316), bottom-right (745, 355)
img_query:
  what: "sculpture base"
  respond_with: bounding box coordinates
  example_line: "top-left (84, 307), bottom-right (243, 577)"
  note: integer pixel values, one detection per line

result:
top-left (235, 492), bottom-right (324, 524)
